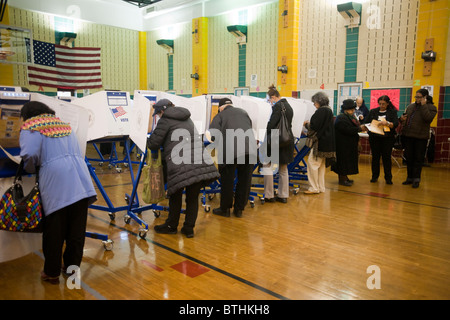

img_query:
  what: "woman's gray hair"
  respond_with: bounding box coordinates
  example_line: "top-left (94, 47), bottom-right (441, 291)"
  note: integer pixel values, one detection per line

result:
top-left (311, 92), bottom-right (329, 107)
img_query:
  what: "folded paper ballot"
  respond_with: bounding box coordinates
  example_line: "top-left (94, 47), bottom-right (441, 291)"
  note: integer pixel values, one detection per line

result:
top-left (364, 120), bottom-right (385, 135)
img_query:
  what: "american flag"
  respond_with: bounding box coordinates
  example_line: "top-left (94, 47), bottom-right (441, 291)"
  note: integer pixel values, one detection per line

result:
top-left (27, 40), bottom-right (102, 89)
top-left (111, 106), bottom-right (127, 118)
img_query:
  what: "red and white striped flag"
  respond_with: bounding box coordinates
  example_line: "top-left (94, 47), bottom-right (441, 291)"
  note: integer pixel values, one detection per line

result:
top-left (111, 106), bottom-right (127, 118)
top-left (27, 40), bottom-right (102, 89)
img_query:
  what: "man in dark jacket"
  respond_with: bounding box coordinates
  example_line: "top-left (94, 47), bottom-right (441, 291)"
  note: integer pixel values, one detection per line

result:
top-left (147, 99), bottom-right (219, 238)
top-left (209, 98), bottom-right (257, 218)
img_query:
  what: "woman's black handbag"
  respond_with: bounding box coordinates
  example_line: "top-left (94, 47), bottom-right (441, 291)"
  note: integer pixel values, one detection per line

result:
top-left (0, 160), bottom-right (43, 232)
top-left (278, 104), bottom-right (294, 147)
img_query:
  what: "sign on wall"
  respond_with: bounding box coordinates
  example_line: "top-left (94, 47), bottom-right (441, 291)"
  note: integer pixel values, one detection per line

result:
top-left (369, 89), bottom-right (400, 110)
top-left (337, 82), bottom-right (363, 111)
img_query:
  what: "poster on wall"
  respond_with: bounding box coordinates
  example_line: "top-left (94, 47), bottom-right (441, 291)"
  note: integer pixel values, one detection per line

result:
top-left (234, 87), bottom-right (249, 96)
top-left (337, 82), bottom-right (363, 111)
top-left (369, 89), bottom-right (400, 110)
top-left (421, 85), bottom-right (434, 97)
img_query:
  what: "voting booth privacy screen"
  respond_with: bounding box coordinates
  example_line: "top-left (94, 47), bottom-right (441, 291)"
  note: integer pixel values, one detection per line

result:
top-left (74, 90), bottom-right (150, 152)
top-left (0, 87), bottom-right (90, 158)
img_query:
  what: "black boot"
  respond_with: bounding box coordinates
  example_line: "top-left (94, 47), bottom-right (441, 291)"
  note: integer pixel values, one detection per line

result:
top-left (181, 227), bottom-right (194, 238)
top-left (154, 223), bottom-right (177, 234)
top-left (212, 207), bottom-right (230, 217)
top-left (233, 208), bottom-right (243, 218)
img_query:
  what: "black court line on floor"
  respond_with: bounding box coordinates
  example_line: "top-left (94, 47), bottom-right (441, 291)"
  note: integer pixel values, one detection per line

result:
top-left (88, 212), bottom-right (290, 301)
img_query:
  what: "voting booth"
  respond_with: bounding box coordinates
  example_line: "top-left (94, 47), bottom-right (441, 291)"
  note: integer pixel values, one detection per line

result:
top-left (137, 92), bottom-right (216, 212)
top-left (75, 90), bottom-right (153, 238)
top-left (284, 97), bottom-right (315, 187)
top-left (76, 91), bottom-right (136, 170)
top-left (0, 87), bottom-right (112, 261)
top-left (204, 94), bottom-right (271, 206)
top-left (137, 91), bottom-right (208, 136)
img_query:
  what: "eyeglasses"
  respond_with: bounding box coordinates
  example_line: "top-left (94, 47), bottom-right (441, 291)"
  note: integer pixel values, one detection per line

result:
top-left (414, 96), bottom-right (424, 99)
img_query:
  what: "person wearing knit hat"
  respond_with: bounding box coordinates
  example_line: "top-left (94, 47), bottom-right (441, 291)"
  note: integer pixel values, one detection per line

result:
top-left (331, 99), bottom-right (367, 186)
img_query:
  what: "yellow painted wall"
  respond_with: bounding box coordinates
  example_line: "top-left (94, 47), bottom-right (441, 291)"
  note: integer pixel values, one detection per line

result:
top-left (192, 17), bottom-right (208, 96)
top-left (444, 17), bottom-right (450, 86)
top-left (412, 0), bottom-right (449, 126)
top-left (277, 0), bottom-right (299, 97)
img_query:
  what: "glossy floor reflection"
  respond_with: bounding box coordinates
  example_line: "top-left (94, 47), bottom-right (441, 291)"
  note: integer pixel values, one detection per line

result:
top-left (1, 150), bottom-right (450, 300)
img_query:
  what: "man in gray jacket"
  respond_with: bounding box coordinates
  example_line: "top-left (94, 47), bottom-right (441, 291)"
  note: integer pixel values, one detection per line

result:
top-left (209, 98), bottom-right (257, 218)
top-left (400, 88), bottom-right (437, 188)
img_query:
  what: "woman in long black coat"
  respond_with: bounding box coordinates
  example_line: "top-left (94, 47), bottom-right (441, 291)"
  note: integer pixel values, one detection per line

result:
top-left (331, 99), bottom-right (367, 186)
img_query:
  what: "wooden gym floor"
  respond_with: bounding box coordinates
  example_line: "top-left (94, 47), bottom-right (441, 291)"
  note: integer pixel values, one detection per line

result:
top-left (1, 147), bottom-right (449, 300)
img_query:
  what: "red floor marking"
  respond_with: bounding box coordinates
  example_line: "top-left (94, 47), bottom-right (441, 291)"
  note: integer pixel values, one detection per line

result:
top-left (170, 260), bottom-right (210, 278)
top-left (367, 192), bottom-right (389, 198)
top-left (141, 260), bottom-right (164, 272)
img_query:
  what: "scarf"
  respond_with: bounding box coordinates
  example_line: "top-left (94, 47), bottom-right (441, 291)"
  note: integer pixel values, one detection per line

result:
top-left (343, 112), bottom-right (360, 127)
top-left (21, 114), bottom-right (72, 138)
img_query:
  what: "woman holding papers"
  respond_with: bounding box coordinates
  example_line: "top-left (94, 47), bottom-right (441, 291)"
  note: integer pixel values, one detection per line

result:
top-left (365, 95), bottom-right (399, 184)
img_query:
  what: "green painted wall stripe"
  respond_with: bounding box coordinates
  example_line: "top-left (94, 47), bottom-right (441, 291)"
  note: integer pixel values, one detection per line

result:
top-left (444, 87), bottom-right (450, 119)
top-left (168, 55), bottom-right (173, 91)
top-left (344, 27), bottom-right (359, 83)
top-left (238, 44), bottom-right (246, 87)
